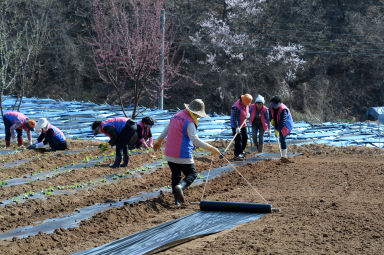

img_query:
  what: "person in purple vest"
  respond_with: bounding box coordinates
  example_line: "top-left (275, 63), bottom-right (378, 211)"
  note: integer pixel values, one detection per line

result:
top-left (230, 94), bottom-right (252, 160)
top-left (134, 116), bottom-right (155, 149)
top-left (269, 95), bottom-right (294, 158)
top-left (153, 99), bottom-right (221, 205)
top-left (2, 112), bottom-right (35, 148)
top-left (249, 95), bottom-right (270, 153)
top-left (27, 118), bottom-right (68, 151)
top-left (91, 117), bottom-right (138, 168)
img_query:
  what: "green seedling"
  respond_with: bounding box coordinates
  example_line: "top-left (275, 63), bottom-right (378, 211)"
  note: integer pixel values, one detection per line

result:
top-left (12, 197), bottom-right (21, 203)
top-left (0, 180), bottom-right (7, 186)
top-left (100, 178), bottom-right (106, 182)
top-left (198, 174), bottom-right (203, 179)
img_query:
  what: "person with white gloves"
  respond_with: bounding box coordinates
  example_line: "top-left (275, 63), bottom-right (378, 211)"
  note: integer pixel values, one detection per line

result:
top-left (153, 99), bottom-right (221, 205)
top-left (230, 94), bottom-right (252, 160)
top-left (249, 95), bottom-right (270, 153)
top-left (27, 118), bottom-right (68, 151)
top-left (269, 95), bottom-right (294, 158)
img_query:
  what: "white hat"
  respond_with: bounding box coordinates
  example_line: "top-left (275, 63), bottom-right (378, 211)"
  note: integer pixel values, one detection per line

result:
top-left (184, 99), bottom-right (208, 118)
top-left (255, 95), bottom-right (265, 104)
top-left (35, 118), bottom-right (49, 132)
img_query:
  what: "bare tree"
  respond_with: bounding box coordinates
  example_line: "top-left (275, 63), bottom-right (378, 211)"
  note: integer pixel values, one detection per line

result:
top-left (88, 0), bottom-right (184, 119)
top-left (0, 2), bottom-right (19, 116)
top-left (12, 1), bottom-right (50, 111)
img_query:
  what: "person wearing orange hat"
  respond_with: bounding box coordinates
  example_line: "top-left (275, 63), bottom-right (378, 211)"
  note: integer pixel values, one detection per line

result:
top-left (2, 112), bottom-right (35, 148)
top-left (230, 94), bottom-right (252, 160)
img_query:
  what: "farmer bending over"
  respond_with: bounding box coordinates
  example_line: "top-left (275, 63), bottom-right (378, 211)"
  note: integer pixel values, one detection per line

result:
top-left (28, 118), bottom-right (68, 151)
top-left (154, 99), bottom-right (221, 205)
top-left (92, 117), bottom-right (138, 168)
top-left (133, 116), bottom-right (155, 149)
top-left (2, 112), bottom-right (35, 148)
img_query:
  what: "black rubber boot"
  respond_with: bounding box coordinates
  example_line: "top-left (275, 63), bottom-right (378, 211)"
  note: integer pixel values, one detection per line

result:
top-left (109, 156), bottom-right (122, 168)
top-left (174, 193), bottom-right (181, 206)
top-left (174, 181), bottom-right (188, 204)
top-left (120, 155), bottom-right (129, 167)
top-left (254, 142), bottom-right (259, 152)
top-left (258, 144), bottom-right (263, 153)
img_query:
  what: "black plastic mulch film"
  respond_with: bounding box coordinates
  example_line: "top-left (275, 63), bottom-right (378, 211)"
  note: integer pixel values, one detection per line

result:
top-left (74, 210), bottom-right (265, 255)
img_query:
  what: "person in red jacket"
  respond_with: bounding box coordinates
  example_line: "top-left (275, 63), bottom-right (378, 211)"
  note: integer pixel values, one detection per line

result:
top-left (249, 95), bottom-right (270, 153)
top-left (92, 117), bottom-right (138, 168)
top-left (269, 95), bottom-right (294, 158)
top-left (230, 94), bottom-right (252, 160)
top-left (28, 118), bottom-right (68, 151)
top-left (134, 116), bottom-right (155, 150)
top-left (2, 112), bottom-right (35, 148)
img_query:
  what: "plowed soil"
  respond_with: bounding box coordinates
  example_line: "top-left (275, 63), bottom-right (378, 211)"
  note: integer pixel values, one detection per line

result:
top-left (0, 140), bottom-right (383, 255)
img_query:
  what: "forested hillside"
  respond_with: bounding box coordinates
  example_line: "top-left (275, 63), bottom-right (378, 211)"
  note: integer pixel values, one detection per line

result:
top-left (1, 0), bottom-right (383, 121)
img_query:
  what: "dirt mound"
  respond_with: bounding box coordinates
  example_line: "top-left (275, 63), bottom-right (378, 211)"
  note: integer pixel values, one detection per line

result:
top-left (0, 141), bottom-right (382, 254)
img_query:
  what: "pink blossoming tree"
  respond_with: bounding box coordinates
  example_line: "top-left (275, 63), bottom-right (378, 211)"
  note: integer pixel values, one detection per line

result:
top-left (88, 0), bottom-right (183, 118)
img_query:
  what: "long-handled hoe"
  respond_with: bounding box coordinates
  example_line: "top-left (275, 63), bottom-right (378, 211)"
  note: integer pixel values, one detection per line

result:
top-left (219, 118), bottom-right (248, 159)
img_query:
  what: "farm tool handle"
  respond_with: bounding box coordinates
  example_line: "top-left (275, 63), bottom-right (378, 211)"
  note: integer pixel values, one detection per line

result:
top-left (276, 131), bottom-right (282, 157)
top-left (219, 118), bottom-right (248, 159)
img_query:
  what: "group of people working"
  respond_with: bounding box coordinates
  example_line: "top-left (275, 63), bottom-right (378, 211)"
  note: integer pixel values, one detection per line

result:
top-left (1, 95), bottom-right (293, 205)
top-left (230, 94), bottom-right (294, 160)
top-left (2, 112), bottom-right (67, 151)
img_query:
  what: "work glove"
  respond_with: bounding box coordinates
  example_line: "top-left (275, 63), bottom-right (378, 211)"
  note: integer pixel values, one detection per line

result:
top-left (236, 127), bottom-right (241, 134)
top-left (148, 137), bottom-right (153, 148)
top-left (271, 119), bottom-right (275, 127)
top-left (246, 113), bottom-right (250, 119)
top-left (153, 138), bottom-right (163, 151)
top-left (35, 142), bottom-right (45, 148)
top-left (206, 144), bottom-right (221, 157)
top-left (275, 131), bottom-right (279, 138)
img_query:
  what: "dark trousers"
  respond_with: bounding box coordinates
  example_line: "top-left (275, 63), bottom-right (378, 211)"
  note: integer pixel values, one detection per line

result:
top-left (115, 120), bottom-right (137, 157)
top-left (232, 127), bottom-right (248, 156)
top-left (3, 117), bottom-right (22, 141)
top-left (116, 144), bottom-right (128, 157)
top-left (279, 131), bottom-right (287, 150)
top-left (168, 162), bottom-right (197, 193)
top-left (45, 135), bottom-right (67, 151)
top-left (252, 122), bottom-right (265, 145)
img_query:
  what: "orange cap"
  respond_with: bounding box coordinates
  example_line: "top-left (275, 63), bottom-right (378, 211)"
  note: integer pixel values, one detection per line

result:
top-left (25, 119), bottom-right (36, 131)
top-left (241, 94), bottom-right (253, 106)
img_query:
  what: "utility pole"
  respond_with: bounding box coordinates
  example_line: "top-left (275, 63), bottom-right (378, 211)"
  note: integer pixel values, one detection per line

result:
top-left (158, 9), bottom-right (165, 110)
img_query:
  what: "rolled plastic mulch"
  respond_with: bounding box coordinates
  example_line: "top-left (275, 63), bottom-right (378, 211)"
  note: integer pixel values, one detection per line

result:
top-left (200, 200), bottom-right (272, 213)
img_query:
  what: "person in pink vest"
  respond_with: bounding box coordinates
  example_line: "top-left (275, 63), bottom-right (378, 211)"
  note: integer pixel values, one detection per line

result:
top-left (92, 117), bottom-right (138, 168)
top-left (134, 116), bottom-right (154, 150)
top-left (249, 95), bottom-right (270, 153)
top-left (27, 118), bottom-right (68, 151)
top-left (153, 99), bottom-right (221, 205)
top-left (269, 95), bottom-right (294, 158)
top-left (2, 112), bottom-right (35, 148)
top-left (230, 94), bottom-right (252, 160)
